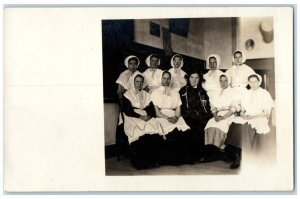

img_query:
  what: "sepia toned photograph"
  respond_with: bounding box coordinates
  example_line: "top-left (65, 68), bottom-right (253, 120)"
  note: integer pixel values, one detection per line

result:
top-left (103, 17), bottom-right (277, 176)
top-left (3, 6), bottom-right (294, 192)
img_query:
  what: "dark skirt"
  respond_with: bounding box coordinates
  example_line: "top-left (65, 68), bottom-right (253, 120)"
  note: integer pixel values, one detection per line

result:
top-left (129, 129), bottom-right (195, 170)
top-left (184, 119), bottom-right (207, 159)
top-left (129, 134), bottom-right (163, 170)
top-left (225, 123), bottom-right (257, 152)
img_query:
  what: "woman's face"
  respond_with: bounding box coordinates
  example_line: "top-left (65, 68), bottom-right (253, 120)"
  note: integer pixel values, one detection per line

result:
top-left (234, 52), bottom-right (243, 65)
top-left (220, 76), bottom-right (229, 89)
top-left (189, 73), bottom-right (200, 87)
top-left (128, 59), bottom-right (138, 72)
top-left (173, 57), bottom-right (182, 69)
top-left (150, 57), bottom-right (159, 68)
top-left (161, 73), bottom-right (171, 87)
top-left (249, 76), bottom-right (260, 90)
top-left (209, 57), bottom-right (217, 70)
top-left (134, 76), bottom-right (144, 91)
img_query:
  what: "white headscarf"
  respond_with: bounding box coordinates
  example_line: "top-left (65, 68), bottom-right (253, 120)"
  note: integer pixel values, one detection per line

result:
top-left (220, 72), bottom-right (229, 80)
top-left (124, 55), bottom-right (140, 68)
top-left (131, 72), bottom-right (147, 89)
top-left (145, 54), bottom-right (161, 67)
top-left (206, 54), bottom-right (221, 69)
top-left (170, 54), bottom-right (184, 69)
top-left (232, 50), bottom-right (247, 64)
top-left (248, 73), bottom-right (263, 87)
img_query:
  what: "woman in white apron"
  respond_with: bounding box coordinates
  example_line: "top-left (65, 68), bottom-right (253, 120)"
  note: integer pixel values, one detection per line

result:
top-left (202, 74), bottom-right (241, 162)
top-left (202, 54), bottom-right (224, 99)
top-left (122, 74), bottom-right (164, 169)
top-left (116, 55), bottom-right (143, 100)
top-left (225, 73), bottom-right (274, 169)
top-left (168, 54), bottom-right (187, 92)
top-left (226, 50), bottom-right (255, 99)
top-left (151, 71), bottom-right (194, 165)
top-left (143, 54), bottom-right (164, 93)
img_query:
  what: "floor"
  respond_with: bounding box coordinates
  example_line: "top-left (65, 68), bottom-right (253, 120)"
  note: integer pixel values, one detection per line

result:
top-left (105, 125), bottom-right (276, 176)
top-left (105, 157), bottom-right (240, 176)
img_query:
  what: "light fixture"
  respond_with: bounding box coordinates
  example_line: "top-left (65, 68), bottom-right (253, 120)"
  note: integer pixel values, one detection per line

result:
top-left (260, 18), bottom-right (274, 43)
top-left (245, 39), bottom-right (255, 51)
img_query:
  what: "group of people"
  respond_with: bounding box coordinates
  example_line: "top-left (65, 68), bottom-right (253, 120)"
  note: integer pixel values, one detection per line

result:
top-left (115, 50), bottom-right (274, 170)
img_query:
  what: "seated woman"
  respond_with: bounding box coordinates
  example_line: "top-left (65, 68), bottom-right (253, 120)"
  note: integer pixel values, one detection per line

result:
top-left (122, 74), bottom-right (164, 170)
top-left (179, 70), bottom-right (212, 160)
top-left (143, 54), bottom-right (164, 93)
top-left (203, 74), bottom-right (241, 162)
top-left (202, 54), bottom-right (224, 99)
top-left (169, 54), bottom-right (187, 92)
top-left (225, 73), bottom-right (274, 169)
top-left (151, 71), bottom-right (194, 165)
top-left (116, 55), bottom-right (143, 100)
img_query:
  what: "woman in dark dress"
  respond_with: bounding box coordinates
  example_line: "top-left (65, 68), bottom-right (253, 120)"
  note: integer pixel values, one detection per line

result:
top-left (179, 71), bottom-right (213, 161)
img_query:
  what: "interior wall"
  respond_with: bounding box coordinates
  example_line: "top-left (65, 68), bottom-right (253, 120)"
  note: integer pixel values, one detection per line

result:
top-left (172, 19), bottom-right (205, 59)
top-left (134, 19), bottom-right (169, 50)
top-left (245, 58), bottom-right (275, 99)
top-left (236, 17), bottom-right (274, 59)
top-left (134, 19), bottom-right (205, 59)
top-left (104, 103), bottom-right (119, 146)
top-left (203, 18), bottom-right (234, 69)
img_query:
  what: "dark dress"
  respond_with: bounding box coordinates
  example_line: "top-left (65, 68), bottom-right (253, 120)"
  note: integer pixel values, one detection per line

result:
top-left (179, 85), bottom-right (213, 160)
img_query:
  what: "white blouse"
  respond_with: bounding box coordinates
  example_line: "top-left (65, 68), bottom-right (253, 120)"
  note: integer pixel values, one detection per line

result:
top-left (226, 64), bottom-right (255, 88)
top-left (151, 86), bottom-right (190, 135)
top-left (116, 70), bottom-right (143, 90)
top-left (169, 68), bottom-right (187, 92)
top-left (203, 69), bottom-right (224, 93)
top-left (143, 68), bottom-right (164, 92)
top-left (233, 87), bottom-right (274, 134)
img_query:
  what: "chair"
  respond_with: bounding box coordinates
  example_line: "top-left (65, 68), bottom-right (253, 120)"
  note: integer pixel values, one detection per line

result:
top-left (115, 99), bottom-right (130, 161)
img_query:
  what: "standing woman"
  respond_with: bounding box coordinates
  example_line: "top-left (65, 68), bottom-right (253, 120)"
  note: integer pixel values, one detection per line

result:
top-left (179, 70), bottom-right (212, 160)
top-left (226, 50), bottom-right (255, 98)
top-left (143, 54), bottom-right (164, 93)
top-left (116, 55), bottom-right (143, 100)
top-left (202, 54), bottom-right (224, 99)
top-left (225, 73), bottom-right (274, 169)
top-left (169, 54), bottom-right (187, 92)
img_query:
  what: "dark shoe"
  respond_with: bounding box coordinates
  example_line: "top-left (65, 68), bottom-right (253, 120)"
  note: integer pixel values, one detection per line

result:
top-left (230, 161), bottom-right (240, 169)
top-left (229, 152), bottom-right (241, 169)
top-left (223, 156), bottom-right (233, 163)
top-left (198, 155), bottom-right (215, 163)
top-left (198, 156), bottom-right (208, 163)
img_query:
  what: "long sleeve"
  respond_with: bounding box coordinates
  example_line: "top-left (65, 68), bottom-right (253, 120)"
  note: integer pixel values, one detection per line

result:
top-left (121, 96), bottom-right (141, 118)
top-left (180, 87), bottom-right (197, 118)
top-left (144, 102), bottom-right (156, 117)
